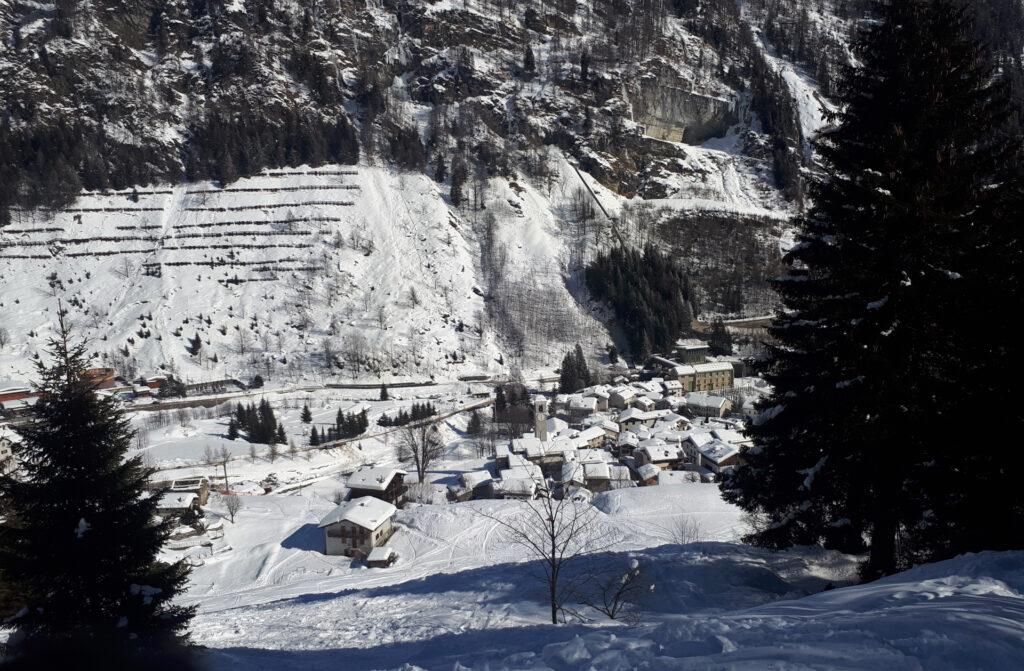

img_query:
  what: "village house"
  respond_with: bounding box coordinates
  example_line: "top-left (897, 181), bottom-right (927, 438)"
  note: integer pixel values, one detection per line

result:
top-left (494, 474), bottom-right (539, 499)
top-left (691, 362), bottom-right (735, 391)
top-left (616, 430), bottom-right (640, 457)
top-left (608, 386), bottom-right (637, 409)
top-left (582, 417), bottom-right (620, 441)
top-left (712, 428), bottom-right (752, 449)
top-left (632, 395), bottom-right (656, 412)
top-left (169, 477), bottom-right (211, 506)
top-left (567, 395), bottom-right (598, 422)
top-left (661, 379), bottom-right (684, 397)
top-left (346, 466), bottom-right (407, 508)
top-left (672, 338), bottom-right (711, 363)
top-left (635, 442), bottom-right (686, 470)
top-left (693, 439), bottom-right (742, 476)
top-left (575, 425), bottom-right (606, 449)
top-left (319, 496), bottom-right (397, 558)
top-left (494, 443), bottom-right (511, 470)
top-left (636, 463), bottom-right (661, 486)
top-left (583, 387), bottom-right (611, 411)
top-left (685, 393), bottom-right (734, 418)
top-left (456, 470), bottom-right (494, 500)
top-left (619, 407), bottom-right (674, 431)
top-left (156, 491), bottom-right (201, 518)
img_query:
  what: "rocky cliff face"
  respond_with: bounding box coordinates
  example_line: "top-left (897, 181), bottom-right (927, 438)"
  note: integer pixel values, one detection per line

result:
top-left (0, 0), bottom-right (1020, 379)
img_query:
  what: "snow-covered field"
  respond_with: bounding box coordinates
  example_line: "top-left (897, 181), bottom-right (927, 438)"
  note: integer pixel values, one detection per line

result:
top-left (123, 391), bottom-right (1024, 671)
top-left (186, 481), bottom-right (1024, 670)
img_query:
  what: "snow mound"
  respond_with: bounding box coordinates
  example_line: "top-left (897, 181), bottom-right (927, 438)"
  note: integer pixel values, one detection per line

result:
top-left (484, 550), bottom-right (1024, 670)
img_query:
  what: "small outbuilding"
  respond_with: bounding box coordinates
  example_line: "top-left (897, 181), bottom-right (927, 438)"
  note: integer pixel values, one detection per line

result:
top-left (366, 546), bottom-right (398, 568)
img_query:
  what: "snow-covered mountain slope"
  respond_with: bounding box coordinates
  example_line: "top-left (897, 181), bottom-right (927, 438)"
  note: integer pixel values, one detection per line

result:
top-left (0, 0), bottom-right (837, 380)
top-left (0, 159), bottom-right (628, 382)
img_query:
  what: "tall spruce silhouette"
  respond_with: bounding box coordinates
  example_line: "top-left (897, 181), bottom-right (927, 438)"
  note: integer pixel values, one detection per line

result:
top-left (0, 312), bottom-right (195, 667)
top-left (722, 0), bottom-right (1023, 579)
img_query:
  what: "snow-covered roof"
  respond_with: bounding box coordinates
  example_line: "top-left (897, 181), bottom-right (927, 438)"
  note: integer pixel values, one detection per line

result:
top-left (347, 466), bottom-right (407, 492)
top-left (712, 428), bottom-right (749, 445)
top-left (568, 396), bottom-right (598, 411)
top-left (692, 362), bottom-right (733, 374)
top-left (460, 470), bottom-right (493, 490)
top-left (675, 338), bottom-right (710, 350)
top-left (0, 397), bottom-right (38, 411)
top-left (617, 431), bottom-right (639, 447)
top-left (367, 546), bottom-right (396, 563)
top-left (697, 439), bottom-right (740, 464)
top-left (318, 496), bottom-right (396, 530)
top-left (658, 470), bottom-right (702, 485)
top-left (685, 431), bottom-right (715, 448)
top-left (637, 463), bottom-right (661, 480)
top-left (576, 426), bottom-right (605, 443)
top-left (638, 444), bottom-right (683, 463)
top-left (685, 393), bottom-right (729, 409)
top-left (0, 426), bottom-right (23, 444)
top-left (157, 492), bottom-right (198, 510)
top-left (608, 464), bottom-right (633, 482)
top-left (609, 386), bottom-right (636, 399)
top-left (495, 478), bottom-right (537, 497)
top-left (500, 463), bottom-right (542, 481)
top-left (562, 462), bottom-right (586, 485)
top-left (619, 407), bottom-right (646, 421)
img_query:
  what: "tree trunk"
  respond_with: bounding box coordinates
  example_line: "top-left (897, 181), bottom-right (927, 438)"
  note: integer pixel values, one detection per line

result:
top-left (864, 510), bottom-right (898, 580)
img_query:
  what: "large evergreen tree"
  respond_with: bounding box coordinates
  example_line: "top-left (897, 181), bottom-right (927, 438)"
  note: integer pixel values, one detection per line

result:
top-left (722, 0), bottom-right (1023, 579)
top-left (0, 314), bottom-right (195, 666)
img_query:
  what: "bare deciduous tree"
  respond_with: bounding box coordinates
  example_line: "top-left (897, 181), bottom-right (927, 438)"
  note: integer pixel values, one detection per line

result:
top-left (396, 423), bottom-right (445, 484)
top-left (669, 516), bottom-right (703, 545)
top-left (225, 494), bottom-right (242, 523)
top-left (577, 558), bottom-right (651, 623)
top-left (0, 326), bottom-right (9, 349)
top-left (484, 482), bottom-right (614, 624)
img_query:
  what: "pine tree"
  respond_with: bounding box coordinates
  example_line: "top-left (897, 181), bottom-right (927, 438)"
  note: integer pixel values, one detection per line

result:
top-left (309, 426), bottom-right (320, 446)
top-left (300, 404), bottom-right (312, 423)
top-left (573, 343), bottom-right (591, 387)
top-left (523, 44), bottom-right (536, 77)
top-left (275, 424), bottom-right (286, 445)
top-left (707, 318), bottom-right (733, 356)
top-left (559, 351), bottom-right (578, 393)
top-left (0, 314), bottom-right (194, 666)
top-left (466, 410), bottom-right (483, 435)
top-left (722, 0), bottom-right (1024, 579)
top-left (186, 333), bottom-right (202, 357)
top-left (379, 385), bottom-right (389, 401)
top-left (227, 418), bottom-right (239, 440)
top-left (494, 385), bottom-right (507, 419)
